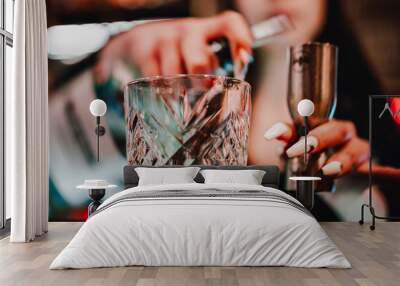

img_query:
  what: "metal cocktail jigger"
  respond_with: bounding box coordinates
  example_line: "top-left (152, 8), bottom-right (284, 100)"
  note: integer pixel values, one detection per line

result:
top-left (286, 42), bottom-right (338, 192)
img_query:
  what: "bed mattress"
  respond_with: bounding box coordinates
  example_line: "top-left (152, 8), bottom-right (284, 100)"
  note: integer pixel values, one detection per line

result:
top-left (50, 183), bottom-right (350, 269)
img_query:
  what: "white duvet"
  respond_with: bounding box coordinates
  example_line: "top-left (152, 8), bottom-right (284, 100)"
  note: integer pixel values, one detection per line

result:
top-left (50, 183), bottom-right (350, 269)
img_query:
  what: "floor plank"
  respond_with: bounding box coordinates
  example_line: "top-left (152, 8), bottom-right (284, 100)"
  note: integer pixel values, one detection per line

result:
top-left (0, 222), bottom-right (399, 286)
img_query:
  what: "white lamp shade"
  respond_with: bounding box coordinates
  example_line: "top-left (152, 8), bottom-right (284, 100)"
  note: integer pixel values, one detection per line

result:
top-left (90, 99), bottom-right (107, 117)
top-left (297, 99), bottom-right (315, 117)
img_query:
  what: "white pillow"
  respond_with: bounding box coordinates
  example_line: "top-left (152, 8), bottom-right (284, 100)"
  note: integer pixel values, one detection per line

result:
top-left (200, 169), bottom-right (266, 185)
top-left (135, 167), bottom-right (200, 186)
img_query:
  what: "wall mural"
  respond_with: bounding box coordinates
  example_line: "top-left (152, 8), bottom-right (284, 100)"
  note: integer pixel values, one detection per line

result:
top-left (125, 75), bottom-right (251, 166)
top-left (47, 1), bottom-right (191, 221)
top-left (47, 22), bottom-right (135, 220)
top-left (47, 1), bottom-right (400, 222)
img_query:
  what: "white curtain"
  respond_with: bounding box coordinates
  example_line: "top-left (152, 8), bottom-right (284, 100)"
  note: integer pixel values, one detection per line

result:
top-left (6, 0), bottom-right (49, 242)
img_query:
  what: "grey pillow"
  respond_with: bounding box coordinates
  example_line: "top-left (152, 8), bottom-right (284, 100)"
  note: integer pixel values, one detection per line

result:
top-left (200, 169), bottom-right (266, 185)
top-left (135, 167), bottom-right (201, 186)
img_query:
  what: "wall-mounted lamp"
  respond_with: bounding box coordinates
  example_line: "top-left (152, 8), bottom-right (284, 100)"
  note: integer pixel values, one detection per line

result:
top-left (297, 99), bottom-right (315, 165)
top-left (289, 99), bottom-right (320, 210)
top-left (89, 99), bottom-right (107, 162)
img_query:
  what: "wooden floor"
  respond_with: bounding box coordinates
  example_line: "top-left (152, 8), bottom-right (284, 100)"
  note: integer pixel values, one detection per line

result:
top-left (0, 222), bottom-right (399, 286)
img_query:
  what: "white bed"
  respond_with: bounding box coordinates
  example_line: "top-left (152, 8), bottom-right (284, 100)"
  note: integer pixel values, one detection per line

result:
top-left (50, 183), bottom-right (350, 269)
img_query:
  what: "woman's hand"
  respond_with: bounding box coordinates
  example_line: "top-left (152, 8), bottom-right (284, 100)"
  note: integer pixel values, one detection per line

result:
top-left (264, 119), bottom-right (369, 178)
top-left (93, 11), bottom-right (253, 82)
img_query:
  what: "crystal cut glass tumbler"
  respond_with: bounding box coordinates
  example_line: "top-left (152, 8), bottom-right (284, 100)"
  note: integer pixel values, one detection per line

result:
top-left (125, 75), bottom-right (251, 166)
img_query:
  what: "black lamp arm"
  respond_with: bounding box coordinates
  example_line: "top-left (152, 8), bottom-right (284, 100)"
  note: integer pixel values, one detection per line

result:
top-left (94, 116), bottom-right (106, 162)
top-left (304, 116), bottom-right (308, 165)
